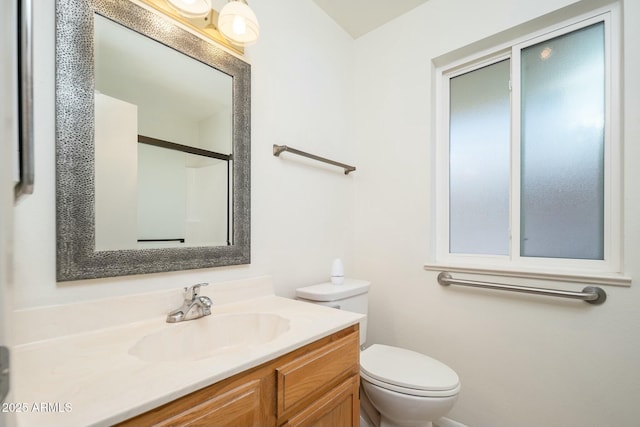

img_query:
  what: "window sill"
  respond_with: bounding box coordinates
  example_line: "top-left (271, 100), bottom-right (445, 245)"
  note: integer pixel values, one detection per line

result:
top-left (423, 263), bottom-right (632, 287)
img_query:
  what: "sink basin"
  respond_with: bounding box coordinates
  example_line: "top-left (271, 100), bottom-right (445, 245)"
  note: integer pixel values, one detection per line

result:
top-left (129, 313), bottom-right (290, 362)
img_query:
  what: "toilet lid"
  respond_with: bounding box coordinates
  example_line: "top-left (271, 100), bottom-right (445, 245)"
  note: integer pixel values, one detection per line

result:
top-left (360, 344), bottom-right (460, 397)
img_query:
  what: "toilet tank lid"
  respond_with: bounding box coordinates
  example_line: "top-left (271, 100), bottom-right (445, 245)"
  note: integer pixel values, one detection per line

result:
top-left (295, 279), bottom-right (370, 302)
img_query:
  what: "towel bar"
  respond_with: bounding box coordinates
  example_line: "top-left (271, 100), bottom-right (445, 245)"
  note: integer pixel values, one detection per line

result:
top-left (273, 144), bottom-right (356, 175)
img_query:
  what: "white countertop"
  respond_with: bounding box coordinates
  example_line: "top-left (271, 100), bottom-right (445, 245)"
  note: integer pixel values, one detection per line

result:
top-left (12, 294), bottom-right (363, 427)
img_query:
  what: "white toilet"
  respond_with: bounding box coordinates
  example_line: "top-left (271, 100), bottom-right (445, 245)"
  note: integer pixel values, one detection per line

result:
top-left (296, 279), bottom-right (460, 427)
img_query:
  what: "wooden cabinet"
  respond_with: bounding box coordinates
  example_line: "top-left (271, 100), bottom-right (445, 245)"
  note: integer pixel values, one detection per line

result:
top-left (117, 364), bottom-right (275, 427)
top-left (117, 325), bottom-right (360, 427)
top-left (282, 375), bottom-right (360, 427)
top-left (276, 329), bottom-right (360, 424)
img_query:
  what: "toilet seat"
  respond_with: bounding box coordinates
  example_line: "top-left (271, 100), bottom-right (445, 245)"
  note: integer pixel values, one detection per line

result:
top-left (360, 344), bottom-right (460, 398)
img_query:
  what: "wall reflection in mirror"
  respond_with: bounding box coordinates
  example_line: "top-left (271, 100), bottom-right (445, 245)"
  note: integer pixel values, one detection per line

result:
top-left (94, 15), bottom-right (233, 250)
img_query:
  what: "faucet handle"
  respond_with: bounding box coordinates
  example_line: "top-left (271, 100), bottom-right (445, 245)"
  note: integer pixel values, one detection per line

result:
top-left (184, 283), bottom-right (209, 300)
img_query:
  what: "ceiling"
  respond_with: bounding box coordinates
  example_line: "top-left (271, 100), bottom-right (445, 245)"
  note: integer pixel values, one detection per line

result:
top-left (311, 0), bottom-right (430, 39)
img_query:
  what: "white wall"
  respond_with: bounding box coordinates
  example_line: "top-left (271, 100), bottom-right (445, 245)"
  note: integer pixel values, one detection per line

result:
top-left (198, 111), bottom-right (232, 153)
top-left (1, 0), bottom-right (17, 350)
top-left (12, 0), bottom-right (355, 308)
top-left (353, 0), bottom-right (640, 426)
top-left (94, 94), bottom-right (138, 251)
top-left (2, 2), bottom-right (18, 424)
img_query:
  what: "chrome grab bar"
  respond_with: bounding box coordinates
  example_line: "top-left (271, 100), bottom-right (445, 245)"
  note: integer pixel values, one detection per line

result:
top-left (273, 144), bottom-right (356, 175)
top-left (437, 272), bottom-right (607, 305)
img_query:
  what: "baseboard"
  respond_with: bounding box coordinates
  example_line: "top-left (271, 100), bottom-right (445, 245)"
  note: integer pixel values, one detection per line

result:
top-left (436, 417), bottom-right (468, 427)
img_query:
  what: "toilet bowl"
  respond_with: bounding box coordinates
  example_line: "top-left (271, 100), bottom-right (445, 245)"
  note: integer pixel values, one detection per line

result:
top-left (360, 344), bottom-right (460, 427)
top-left (295, 280), bottom-right (461, 427)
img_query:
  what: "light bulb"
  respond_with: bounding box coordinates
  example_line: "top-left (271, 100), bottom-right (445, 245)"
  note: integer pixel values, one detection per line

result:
top-left (218, 0), bottom-right (260, 45)
top-left (232, 16), bottom-right (246, 35)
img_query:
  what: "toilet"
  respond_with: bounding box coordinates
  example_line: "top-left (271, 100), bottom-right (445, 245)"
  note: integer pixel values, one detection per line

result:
top-left (296, 279), bottom-right (460, 427)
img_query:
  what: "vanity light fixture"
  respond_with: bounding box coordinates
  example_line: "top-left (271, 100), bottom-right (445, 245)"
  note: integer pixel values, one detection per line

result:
top-left (163, 0), bottom-right (260, 46)
top-left (166, 0), bottom-right (212, 19)
top-left (217, 0), bottom-right (260, 46)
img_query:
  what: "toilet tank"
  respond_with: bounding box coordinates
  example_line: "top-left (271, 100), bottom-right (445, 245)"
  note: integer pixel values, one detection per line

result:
top-left (295, 279), bottom-right (370, 346)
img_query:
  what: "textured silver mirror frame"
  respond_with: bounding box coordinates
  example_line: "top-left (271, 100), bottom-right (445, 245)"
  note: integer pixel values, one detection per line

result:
top-left (56, 0), bottom-right (251, 281)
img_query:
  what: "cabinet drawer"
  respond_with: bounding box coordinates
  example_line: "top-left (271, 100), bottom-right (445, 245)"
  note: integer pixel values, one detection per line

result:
top-left (276, 330), bottom-right (359, 418)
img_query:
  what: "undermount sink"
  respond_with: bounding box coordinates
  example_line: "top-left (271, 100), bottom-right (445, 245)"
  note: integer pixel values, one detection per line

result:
top-left (129, 313), bottom-right (290, 362)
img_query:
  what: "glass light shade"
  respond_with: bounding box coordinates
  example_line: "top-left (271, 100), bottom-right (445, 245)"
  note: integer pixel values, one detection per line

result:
top-left (218, 1), bottom-right (260, 45)
top-left (166, 0), bottom-right (212, 19)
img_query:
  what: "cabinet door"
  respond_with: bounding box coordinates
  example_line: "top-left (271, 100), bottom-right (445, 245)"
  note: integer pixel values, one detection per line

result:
top-left (118, 376), bottom-right (274, 427)
top-left (277, 330), bottom-right (359, 420)
top-left (159, 379), bottom-right (263, 427)
top-left (282, 375), bottom-right (360, 427)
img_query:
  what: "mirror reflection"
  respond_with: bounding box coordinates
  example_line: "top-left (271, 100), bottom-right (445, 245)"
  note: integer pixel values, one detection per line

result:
top-left (93, 14), bottom-right (233, 250)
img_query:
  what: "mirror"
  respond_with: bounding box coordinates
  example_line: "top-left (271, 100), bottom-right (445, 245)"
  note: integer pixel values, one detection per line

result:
top-left (93, 14), bottom-right (233, 250)
top-left (56, 0), bottom-right (251, 281)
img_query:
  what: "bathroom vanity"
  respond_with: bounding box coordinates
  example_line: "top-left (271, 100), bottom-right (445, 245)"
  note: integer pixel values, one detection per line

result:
top-left (117, 325), bottom-right (360, 427)
top-left (11, 277), bottom-right (364, 427)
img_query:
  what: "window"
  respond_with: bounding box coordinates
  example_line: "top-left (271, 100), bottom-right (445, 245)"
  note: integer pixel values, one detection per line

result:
top-left (430, 5), bottom-right (626, 285)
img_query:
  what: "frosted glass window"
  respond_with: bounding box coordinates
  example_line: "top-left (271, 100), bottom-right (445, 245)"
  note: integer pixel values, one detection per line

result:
top-left (449, 60), bottom-right (511, 255)
top-left (520, 23), bottom-right (605, 260)
top-left (435, 7), bottom-right (621, 277)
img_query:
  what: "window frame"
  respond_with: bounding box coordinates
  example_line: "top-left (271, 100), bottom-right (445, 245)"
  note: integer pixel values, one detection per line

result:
top-left (427, 4), bottom-right (628, 286)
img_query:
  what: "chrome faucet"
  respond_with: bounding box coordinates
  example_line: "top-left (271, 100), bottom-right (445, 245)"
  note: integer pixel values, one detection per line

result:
top-left (166, 283), bottom-right (213, 323)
